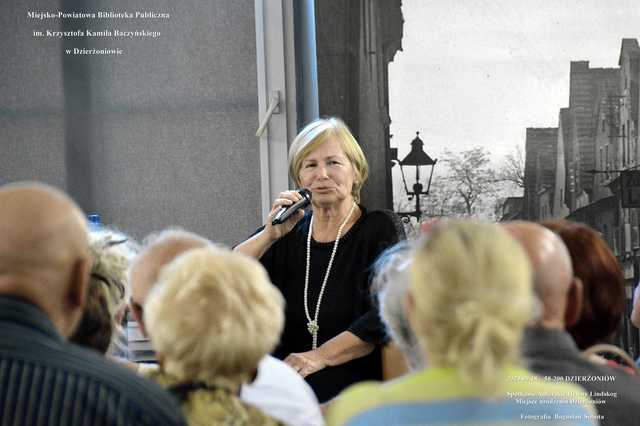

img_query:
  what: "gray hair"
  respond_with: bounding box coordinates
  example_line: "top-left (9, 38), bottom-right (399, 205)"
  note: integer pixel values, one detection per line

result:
top-left (372, 240), bottom-right (424, 370)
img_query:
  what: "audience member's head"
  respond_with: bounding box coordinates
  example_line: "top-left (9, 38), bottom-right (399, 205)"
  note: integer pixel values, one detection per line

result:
top-left (128, 228), bottom-right (210, 335)
top-left (372, 240), bottom-right (423, 370)
top-left (631, 283), bottom-right (640, 328)
top-left (0, 182), bottom-right (90, 337)
top-left (541, 220), bottom-right (625, 350)
top-left (408, 221), bottom-right (534, 392)
top-left (144, 246), bottom-right (284, 390)
top-left (70, 230), bottom-right (137, 354)
top-left (503, 221), bottom-right (580, 329)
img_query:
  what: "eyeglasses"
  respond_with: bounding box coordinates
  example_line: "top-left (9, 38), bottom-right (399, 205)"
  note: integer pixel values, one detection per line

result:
top-left (104, 237), bottom-right (128, 247)
top-left (91, 272), bottom-right (126, 300)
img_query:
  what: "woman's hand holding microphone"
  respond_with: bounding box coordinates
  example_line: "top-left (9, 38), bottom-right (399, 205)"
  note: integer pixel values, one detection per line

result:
top-left (265, 189), bottom-right (311, 241)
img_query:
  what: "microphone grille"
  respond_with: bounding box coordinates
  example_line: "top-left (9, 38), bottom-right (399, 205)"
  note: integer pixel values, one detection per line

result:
top-left (300, 188), bottom-right (312, 200)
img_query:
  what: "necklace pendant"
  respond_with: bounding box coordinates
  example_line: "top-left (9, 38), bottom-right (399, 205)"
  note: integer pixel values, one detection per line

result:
top-left (307, 320), bottom-right (319, 335)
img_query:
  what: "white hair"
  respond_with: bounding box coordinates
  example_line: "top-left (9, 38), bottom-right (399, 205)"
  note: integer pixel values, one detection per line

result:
top-left (144, 246), bottom-right (285, 388)
top-left (372, 240), bottom-right (424, 370)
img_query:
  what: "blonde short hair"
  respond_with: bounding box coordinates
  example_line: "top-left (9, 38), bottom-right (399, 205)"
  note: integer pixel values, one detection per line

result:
top-left (71, 229), bottom-right (137, 353)
top-left (144, 247), bottom-right (285, 387)
top-left (409, 221), bottom-right (533, 392)
top-left (89, 230), bottom-right (136, 314)
top-left (288, 117), bottom-right (368, 203)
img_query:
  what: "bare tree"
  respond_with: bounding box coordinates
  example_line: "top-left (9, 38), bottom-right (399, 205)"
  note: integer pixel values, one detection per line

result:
top-left (499, 145), bottom-right (525, 189)
top-left (423, 177), bottom-right (457, 218)
top-left (442, 147), bottom-right (497, 217)
top-left (393, 146), bottom-right (522, 225)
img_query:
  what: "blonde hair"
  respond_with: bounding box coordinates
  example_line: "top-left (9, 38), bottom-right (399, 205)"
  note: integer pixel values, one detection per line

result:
top-left (144, 247), bottom-right (285, 388)
top-left (71, 229), bottom-right (137, 353)
top-left (408, 221), bottom-right (533, 393)
top-left (288, 117), bottom-right (368, 203)
top-left (89, 230), bottom-right (136, 314)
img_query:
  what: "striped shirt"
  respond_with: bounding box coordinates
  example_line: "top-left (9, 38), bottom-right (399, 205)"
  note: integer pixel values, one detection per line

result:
top-left (0, 295), bottom-right (186, 425)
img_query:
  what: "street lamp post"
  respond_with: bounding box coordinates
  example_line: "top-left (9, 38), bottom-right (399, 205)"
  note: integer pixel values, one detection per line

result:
top-left (391, 132), bottom-right (437, 222)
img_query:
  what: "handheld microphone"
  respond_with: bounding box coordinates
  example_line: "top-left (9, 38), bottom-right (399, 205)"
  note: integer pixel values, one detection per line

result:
top-left (272, 189), bottom-right (312, 225)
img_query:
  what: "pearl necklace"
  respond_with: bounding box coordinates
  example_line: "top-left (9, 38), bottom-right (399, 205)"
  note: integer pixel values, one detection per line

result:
top-left (304, 202), bottom-right (357, 350)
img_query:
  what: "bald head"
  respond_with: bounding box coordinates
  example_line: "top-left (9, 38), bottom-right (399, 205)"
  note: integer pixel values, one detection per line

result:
top-left (0, 183), bottom-right (88, 268)
top-left (128, 229), bottom-right (211, 335)
top-left (0, 182), bottom-right (90, 336)
top-left (503, 221), bottom-right (575, 328)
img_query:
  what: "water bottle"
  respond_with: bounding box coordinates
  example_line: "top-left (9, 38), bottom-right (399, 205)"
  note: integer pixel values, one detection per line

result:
top-left (87, 213), bottom-right (102, 233)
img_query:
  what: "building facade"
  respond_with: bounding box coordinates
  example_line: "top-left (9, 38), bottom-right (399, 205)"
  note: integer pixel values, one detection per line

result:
top-left (523, 39), bottom-right (640, 358)
top-left (523, 127), bottom-right (558, 220)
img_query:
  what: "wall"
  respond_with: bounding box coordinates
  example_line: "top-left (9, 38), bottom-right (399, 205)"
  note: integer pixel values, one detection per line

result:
top-left (0, 0), bottom-right (262, 245)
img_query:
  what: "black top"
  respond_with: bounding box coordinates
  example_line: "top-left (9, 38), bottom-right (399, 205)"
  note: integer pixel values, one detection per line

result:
top-left (258, 207), bottom-right (400, 402)
top-left (523, 326), bottom-right (640, 426)
top-left (0, 295), bottom-right (186, 426)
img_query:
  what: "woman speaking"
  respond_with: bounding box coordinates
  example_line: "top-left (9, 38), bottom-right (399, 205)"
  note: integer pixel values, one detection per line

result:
top-left (235, 117), bottom-right (400, 402)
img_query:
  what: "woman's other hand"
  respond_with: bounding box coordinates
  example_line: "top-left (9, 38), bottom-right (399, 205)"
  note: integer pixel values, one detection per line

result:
top-left (284, 331), bottom-right (375, 378)
top-left (284, 349), bottom-right (329, 378)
